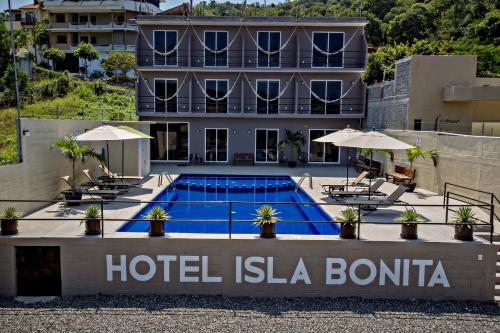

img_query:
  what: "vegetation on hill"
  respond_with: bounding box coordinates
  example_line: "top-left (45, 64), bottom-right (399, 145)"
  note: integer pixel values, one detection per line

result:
top-left (194, 0), bottom-right (500, 83)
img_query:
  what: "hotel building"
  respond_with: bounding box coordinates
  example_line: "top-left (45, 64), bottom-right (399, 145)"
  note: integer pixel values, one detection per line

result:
top-left (44, 0), bottom-right (162, 73)
top-left (136, 16), bottom-right (368, 164)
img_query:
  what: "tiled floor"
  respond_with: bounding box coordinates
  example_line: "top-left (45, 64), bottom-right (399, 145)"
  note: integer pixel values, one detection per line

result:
top-left (12, 164), bottom-right (495, 244)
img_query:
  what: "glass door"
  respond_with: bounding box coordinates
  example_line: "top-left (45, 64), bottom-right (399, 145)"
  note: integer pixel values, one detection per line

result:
top-left (205, 128), bottom-right (228, 162)
top-left (309, 129), bottom-right (339, 163)
top-left (255, 129), bottom-right (278, 163)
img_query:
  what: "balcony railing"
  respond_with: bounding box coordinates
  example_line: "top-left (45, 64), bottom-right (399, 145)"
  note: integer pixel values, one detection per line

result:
top-left (137, 96), bottom-right (364, 116)
top-left (64, 22), bottom-right (138, 30)
top-left (136, 49), bottom-right (366, 69)
top-left (21, 17), bottom-right (37, 25)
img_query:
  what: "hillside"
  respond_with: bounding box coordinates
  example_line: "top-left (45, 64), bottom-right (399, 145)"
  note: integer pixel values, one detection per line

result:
top-left (194, 0), bottom-right (500, 83)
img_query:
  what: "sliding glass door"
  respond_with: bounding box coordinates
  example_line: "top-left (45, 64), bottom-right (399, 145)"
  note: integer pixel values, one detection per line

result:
top-left (150, 123), bottom-right (189, 161)
top-left (309, 129), bottom-right (339, 163)
top-left (255, 129), bottom-right (278, 163)
top-left (205, 128), bottom-right (228, 162)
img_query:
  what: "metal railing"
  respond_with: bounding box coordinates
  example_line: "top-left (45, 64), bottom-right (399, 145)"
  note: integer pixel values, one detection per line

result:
top-left (0, 198), bottom-right (495, 243)
top-left (20, 105), bottom-right (137, 122)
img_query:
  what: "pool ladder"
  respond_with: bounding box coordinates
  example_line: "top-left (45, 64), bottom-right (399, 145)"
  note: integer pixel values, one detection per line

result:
top-left (296, 173), bottom-right (313, 190)
top-left (158, 172), bottom-right (176, 189)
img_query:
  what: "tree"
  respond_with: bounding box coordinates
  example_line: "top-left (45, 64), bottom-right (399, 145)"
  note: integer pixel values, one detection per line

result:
top-left (474, 9), bottom-right (500, 44)
top-left (43, 47), bottom-right (65, 70)
top-left (73, 42), bottom-right (99, 77)
top-left (387, 3), bottom-right (436, 44)
top-left (1, 64), bottom-right (29, 95)
top-left (278, 130), bottom-right (305, 164)
top-left (101, 51), bottom-right (135, 79)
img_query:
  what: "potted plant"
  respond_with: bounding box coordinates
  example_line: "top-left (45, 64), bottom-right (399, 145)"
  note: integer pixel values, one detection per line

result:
top-left (395, 209), bottom-right (425, 240)
top-left (51, 136), bottom-right (105, 205)
top-left (253, 205), bottom-right (280, 239)
top-left (335, 208), bottom-right (361, 239)
top-left (278, 130), bottom-right (305, 168)
top-left (146, 206), bottom-right (170, 237)
top-left (0, 207), bottom-right (23, 236)
top-left (453, 207), bottom-right (475, 241)
top-left (404, 145), bottom-right (439, 192)
top-left (81, 205), bottom-right (101, 235)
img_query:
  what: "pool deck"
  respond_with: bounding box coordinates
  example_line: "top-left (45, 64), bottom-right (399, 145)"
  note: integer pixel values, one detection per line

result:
top-left (10, 164), bottom-right (496, 244)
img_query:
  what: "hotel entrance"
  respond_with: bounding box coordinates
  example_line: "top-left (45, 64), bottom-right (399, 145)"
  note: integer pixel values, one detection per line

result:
top-left (16, 246), bottom-right (62, 296)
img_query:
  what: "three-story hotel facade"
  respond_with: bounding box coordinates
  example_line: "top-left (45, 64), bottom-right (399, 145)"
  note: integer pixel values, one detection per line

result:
top-left (136, 16), bottom-right (368, 164)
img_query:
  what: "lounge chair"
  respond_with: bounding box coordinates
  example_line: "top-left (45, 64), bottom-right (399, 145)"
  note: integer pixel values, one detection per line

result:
top-left (98, 164), bottom-right (143, 182)
top-left (329, 179), bottom-right (387, 199)
top-left (342, 185), bottom-right (409, 214)
top-left (61, 176), bottom-right (120, 200)
top-left (321, 171), bottom-right (369, 193)
top-left (81, 169), bottom-right (135, 190)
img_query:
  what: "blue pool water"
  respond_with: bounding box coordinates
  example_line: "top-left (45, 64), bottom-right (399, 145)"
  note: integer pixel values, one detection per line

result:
top-left (118, 174), bottom-right (339, 235)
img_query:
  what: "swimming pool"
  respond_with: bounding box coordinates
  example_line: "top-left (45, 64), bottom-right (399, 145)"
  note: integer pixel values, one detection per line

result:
top-left (118, 174), bottom-right (339, 235)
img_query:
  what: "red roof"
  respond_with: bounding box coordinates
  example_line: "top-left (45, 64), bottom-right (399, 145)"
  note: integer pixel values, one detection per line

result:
top-left (19, 4), bottom-right (39, 10)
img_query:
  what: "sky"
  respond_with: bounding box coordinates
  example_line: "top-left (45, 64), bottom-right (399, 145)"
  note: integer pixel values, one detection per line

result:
top-left (0, 0), bottom-right (285, 12)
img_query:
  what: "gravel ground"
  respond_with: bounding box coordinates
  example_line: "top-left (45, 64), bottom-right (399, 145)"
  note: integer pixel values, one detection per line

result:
top-left (0, 295), bottom-right (499, 332)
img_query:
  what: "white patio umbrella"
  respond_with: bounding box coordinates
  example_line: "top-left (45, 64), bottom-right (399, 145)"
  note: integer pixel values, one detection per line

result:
top-left (76, 125), bottom-right (144, 180)
top-left (334, 130), bottom-right (413, 198)
top-left (314, 125), bottom-right (362, 191)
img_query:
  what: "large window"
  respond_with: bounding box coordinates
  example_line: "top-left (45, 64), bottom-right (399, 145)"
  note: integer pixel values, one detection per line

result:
top-left (56, 35), bottom-right (67, 44)
top-left (312, 32), bottom-right (343, 68)
top-left (257, 31), bottom-right (280, 67)
top-left (204, 31), bottom-right (228, 67)
top-left (150, 123), bottom-right (189, 161)
top-left (154, 79), bottom-right (178, 113)
top-left (255, 129), bottom-right (278, 163)
top-left (205, 79), bottom-right (228, 114)
top-left (256, 80), bottom-right (279, 114)
top-left (154, 30), bottom-right (177, 66)
top-left (205, 128), bottom-right (228, 162)
top-left (310, 80), bottom-right (342, 114)
top-left (309, 130), bottom-right (340, 163)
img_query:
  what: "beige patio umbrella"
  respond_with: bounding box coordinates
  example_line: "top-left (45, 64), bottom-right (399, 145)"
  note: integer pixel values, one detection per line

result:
top-left (334, 130), bottom-right (413, 198)
top-left (76, 125), bottom-right (145, 180)
top-left (314, 125), bottom-right (362, 190)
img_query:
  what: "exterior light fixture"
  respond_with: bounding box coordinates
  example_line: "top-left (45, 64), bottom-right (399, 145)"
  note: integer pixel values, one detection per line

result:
top-left (233, 130), bottom-right (237, 134)
top-left (247, 130), bottom-right (251, 134)
top-left (22, 130), bottom-right (30, 137)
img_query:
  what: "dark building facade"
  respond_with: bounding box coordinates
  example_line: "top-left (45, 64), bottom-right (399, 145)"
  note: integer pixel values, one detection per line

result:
top-left (136, 16), bottom-right (368, 164)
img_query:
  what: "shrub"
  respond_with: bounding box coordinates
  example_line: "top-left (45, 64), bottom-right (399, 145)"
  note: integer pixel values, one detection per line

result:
top-left (1, 65), bottom-right (30, 95)
top-left (91, 81), bottom-right (106, 96)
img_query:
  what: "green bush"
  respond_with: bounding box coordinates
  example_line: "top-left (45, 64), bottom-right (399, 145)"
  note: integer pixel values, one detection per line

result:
top-left (90, 81), bottom-right (106, 96)
top-left (33, 65), bottom-right (65, 80)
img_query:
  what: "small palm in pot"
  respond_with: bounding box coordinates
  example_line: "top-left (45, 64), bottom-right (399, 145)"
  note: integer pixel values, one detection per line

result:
top-left (254, 205), bottom-right (280, 239)
top-left (395, 209), bottom-right (425, 240)
top-left (1, 207), bottom-right (23, 236)
top-left (147, 206), bottom-right (170, 237)
top-left (453, 207), bottom-right (475, 241)
top-left (336, 208), bottom-right (361, 239)
top-left (81, 205), bottom-right (101, 236)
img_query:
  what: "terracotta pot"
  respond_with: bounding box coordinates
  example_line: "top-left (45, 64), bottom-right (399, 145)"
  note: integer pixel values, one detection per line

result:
top-left (340, 222), bottom-right (356, 239)
top-left (454, 225), bottom-right (473, 241)
top-left (85, 219), bottom-right (101, 236)
top-left (149, 220), bottom-right (165, 237)
top-left (259, 223), bottom-right (276, 239)
top-left (400, 223), bottom-right (418, 239)
top-left (1, 219), bottom-right (18, 235)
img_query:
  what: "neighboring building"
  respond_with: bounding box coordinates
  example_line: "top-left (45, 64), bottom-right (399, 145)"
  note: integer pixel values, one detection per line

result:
top-left (136, 16), bottom-right (368, 164)
top-left (44, 0), bottom-right (162, 73)
top-left (366, 55), bottom-right (500, 136)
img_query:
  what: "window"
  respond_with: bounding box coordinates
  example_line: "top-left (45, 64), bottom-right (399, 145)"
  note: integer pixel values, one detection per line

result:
top-left (56, 14), bottom-right (65, 23)
top-left (56, 35), bottom-right (67, 44)
top-left (71, 32), bottom-right (78, 46)
top-left (310, 80), bottom-right (342, 114)
top-left (154, 79), bottom-right (178, 113)
top-left (154, 30), bottom-right (177, 66)
top-left (255, 129), bottom-right (278, 163)
top-left (150, 123), bottom-right (189, 161)
top-left (256, 80), bottom-right (279, 114)
top-left (414, 119), bottom-right (422, 131)
top-left (205, 128), bottom-right (228, 162)
top-left (80, 36), bottom-right (89, 44)
top-left (309, 130), bottom-right (339, 163)
top-left (71, 14), bottom-right (78, 24)
top-left (116, 15), bottom-right (125, 24)
top-left (204, 31), bottom-right (228, 67)
top-left (79, 15), bottom-right (88, 24)
top-left (257, 31), bottom-right (280, 67)
top-left (15, 13), bottom-right (22, 21)
top-left (90, 16), bottom-right (96, 25)
top-left (90, 36), bottom-right (96, 44)
top-left (205, 80), bottom-right (228, 114)
top-left (312, 32), bottom-right (343, 68)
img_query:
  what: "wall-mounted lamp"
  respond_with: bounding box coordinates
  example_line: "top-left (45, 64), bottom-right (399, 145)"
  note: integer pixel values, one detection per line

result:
top-left (233, 130), bottom-right (237, 134)
top-left (22, 130), bottom-right (30, 137)
top-left (247, 130), bottom-right (251, 134)
top-left (195, 129), bottom-right (200, 133)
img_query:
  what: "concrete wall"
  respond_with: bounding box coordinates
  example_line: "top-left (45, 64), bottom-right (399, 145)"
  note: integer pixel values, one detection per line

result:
top-left (0, 238), bottom-right (495, 301)
top-left (0, 119), bottom-right (151, 213)
top-left (383, 130), bottom-right (500, 202)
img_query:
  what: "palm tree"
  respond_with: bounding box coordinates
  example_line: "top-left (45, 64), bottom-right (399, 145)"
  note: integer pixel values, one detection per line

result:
top-left (278, 130), bottom-right (305, 166)
top-left (51, 136), bottom-right (105, 191)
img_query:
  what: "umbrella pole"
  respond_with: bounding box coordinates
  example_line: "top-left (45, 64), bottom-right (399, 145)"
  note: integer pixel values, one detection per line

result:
top-left (369, 150), bottom-right (373, 200)
top-left (107, 140), bottom-right (110, 186)
top-left (345, 148), bottom-right (349, 191)
top-left (122, 141), bottom-right (124, 181)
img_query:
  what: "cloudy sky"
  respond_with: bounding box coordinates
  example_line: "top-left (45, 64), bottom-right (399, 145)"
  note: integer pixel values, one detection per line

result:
top-left (1, 0), bottom-right (285, 12)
